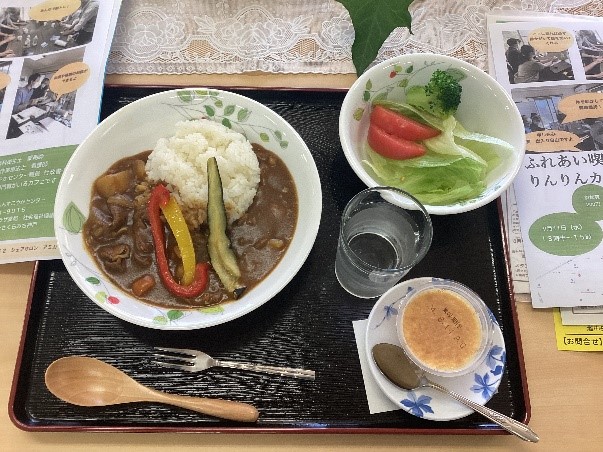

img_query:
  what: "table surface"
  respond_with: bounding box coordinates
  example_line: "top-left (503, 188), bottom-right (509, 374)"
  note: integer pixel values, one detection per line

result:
top-left (2, 73), bottom-right (603, 452)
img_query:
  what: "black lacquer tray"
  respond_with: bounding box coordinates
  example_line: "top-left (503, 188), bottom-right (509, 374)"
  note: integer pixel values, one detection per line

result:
top-left (9, 87), bottom-right (529, 434)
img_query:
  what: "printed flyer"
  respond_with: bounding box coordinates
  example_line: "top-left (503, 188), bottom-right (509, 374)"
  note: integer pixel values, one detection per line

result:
top-left (488, 17), bottom-right (603, 308)
top-left (0, 0), bottom-right (121, 263)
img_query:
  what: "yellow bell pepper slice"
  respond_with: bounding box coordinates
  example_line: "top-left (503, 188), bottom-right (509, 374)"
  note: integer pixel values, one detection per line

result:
top-left (160, 195), bottom-right (196, 286)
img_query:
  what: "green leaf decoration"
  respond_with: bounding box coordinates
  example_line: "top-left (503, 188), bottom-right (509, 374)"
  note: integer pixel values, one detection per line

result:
top-left (95, 291), bottom-right (108, 303)
top-left (398, 78), bottom-right (409, 88)
top-left (394, 64), bottom-right (403, 73)
top-left (214, 99), bottom-right (223, 108)
top-left (198, 305), bottom-right (225, 314)
top-left (204, 105), bottom-right (215, 117)
top-left (222, 118), bottom-right (232, 128)
top-left (62, 202), bottom-right (86, 234)
top-left (365, 79), bottom-right (372, 90)
top-left (405, 65), bottom-right (414, 73)
top-left (167, 310), bottom-right (184, 321)
top-left (259, 132), bottom-right (270, 142)
top-left (363, 90), bottom-right (370, 101)
top-left (85, 276), bottom-right (100, 285)
top-left (194, 89), bottom-right (209, 97)
top-left (177, 90), bottom-right (194, 103)
top-left (337, 0), bottom-right (415, 75)
top-left (279, 140), bottom-right (289, 149)
top-left (274, 130), bottom-right (283, 140)
top-left (373, 91), bottom-right (388, 102)
top-left (237, 108), bottom-right (251, 122)
top-left (153, 315), bottom-right (168, 325)
top-left (224, 105), bottom-right (236, 116)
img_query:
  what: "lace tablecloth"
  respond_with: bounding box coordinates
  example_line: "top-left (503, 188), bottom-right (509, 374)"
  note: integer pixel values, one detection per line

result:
top-left (107, 0), bottom-right (602, 75)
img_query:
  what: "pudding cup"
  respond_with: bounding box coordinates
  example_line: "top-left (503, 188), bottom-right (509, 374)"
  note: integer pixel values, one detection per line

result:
top-left (396, 280), bottom-right (493, 377)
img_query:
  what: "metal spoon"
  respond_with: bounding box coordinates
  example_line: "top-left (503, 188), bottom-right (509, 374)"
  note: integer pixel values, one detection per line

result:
top-left (372, 343), bottom-right (539, 442)
top-left (45, 356), bottom-right (259, 422)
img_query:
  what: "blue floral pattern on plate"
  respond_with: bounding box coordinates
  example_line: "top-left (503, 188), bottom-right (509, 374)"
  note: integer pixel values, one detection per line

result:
top-left (365, 277), bottom-right (507, 421)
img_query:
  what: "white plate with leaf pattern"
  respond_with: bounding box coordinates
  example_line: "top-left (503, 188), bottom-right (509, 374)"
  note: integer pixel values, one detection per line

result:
top-left (339, 53), bottom-right (526, 215)
top-left (365, 277), bottom-right (506, 421)
top-left (54, 88), bottom-right (321, 330)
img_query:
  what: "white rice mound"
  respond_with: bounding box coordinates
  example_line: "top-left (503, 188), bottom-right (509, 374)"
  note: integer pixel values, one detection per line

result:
top-left (145, 118), bottom-right (260, 228)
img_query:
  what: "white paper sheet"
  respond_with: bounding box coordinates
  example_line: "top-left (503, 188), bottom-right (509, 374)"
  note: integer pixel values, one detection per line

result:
top-left (487, 15), bottom-right (603, 308)
top-left (0, 0), bottom-right (123, 264)
top-left (352, 319), bottom-right (399, 415)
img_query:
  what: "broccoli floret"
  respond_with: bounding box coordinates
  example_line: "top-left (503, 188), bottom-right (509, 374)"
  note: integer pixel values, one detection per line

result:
top-left (405, 69), bottom-right (463, 118)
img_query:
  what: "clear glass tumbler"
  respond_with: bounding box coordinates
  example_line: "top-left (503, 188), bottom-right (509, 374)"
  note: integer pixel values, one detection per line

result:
top-left (335, 187), bottom-right (433, 298)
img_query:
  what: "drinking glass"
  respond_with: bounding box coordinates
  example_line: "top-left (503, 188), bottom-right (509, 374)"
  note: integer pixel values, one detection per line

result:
top-left (335, 187), bottom-right (432, 298)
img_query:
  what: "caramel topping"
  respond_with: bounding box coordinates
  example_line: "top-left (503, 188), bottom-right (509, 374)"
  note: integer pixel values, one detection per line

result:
top-left (401, 288), bottom-right (482, 372)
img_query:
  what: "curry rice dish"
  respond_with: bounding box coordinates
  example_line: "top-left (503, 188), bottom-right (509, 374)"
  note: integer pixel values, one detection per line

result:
top-left (83, 119), bottom-right (298, 309)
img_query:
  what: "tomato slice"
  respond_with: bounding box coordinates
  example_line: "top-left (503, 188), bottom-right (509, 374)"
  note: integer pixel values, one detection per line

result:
top-left (367, 123), bottom-right (427, 160)
top-left (370, 105), bottom-right (440, 141)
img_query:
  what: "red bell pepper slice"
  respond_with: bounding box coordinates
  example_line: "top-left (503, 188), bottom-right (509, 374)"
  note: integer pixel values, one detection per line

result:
top-left (147, 184), bottom-right (209, 298)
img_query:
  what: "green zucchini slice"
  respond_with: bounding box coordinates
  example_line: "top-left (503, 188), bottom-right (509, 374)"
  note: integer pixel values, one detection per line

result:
top-left (207, 157), bottom-right (246, 298)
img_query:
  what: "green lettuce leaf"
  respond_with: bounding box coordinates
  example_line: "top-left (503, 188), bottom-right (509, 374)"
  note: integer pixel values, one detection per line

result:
top-left (363, 148), bottom-right (486, 205)
top-left (453, 120), bottom-right (516, 154)
top-left (423, 117), bottom-right (486, 165)
top-left (363, 99), bottom-right (514, 205)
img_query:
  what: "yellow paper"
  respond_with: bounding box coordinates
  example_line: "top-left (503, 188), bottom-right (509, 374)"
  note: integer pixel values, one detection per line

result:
top-left (29, 0), bottom-right (80, 21)
top-left (553, 309), bottom-right (603, 351)
top-left (528, 28), bottom-right (574, 52)
top-left (49, 62), bottom-right (91, 100)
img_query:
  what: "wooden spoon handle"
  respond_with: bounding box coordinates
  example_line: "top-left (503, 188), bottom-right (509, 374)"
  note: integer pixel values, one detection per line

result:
top-left (151, 391), bottom-right (259, 422)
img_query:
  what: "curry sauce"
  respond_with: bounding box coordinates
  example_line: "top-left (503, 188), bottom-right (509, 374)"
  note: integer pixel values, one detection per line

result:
top-left (83, 144), bottom-right (298, 309)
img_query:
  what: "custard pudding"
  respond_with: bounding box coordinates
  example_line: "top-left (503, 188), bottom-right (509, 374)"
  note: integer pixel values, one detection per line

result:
top-left (398, 282), bottom-right (491, 377)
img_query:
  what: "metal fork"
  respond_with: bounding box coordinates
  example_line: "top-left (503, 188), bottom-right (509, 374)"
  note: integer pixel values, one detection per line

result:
top-left (153, 347), bottom-right (316, 380)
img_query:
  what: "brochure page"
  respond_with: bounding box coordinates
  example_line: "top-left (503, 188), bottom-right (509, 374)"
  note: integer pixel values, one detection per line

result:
top-left (488, 17), bottom-right (603, 308)
top-left (0, 0), bottom-right (121, 263)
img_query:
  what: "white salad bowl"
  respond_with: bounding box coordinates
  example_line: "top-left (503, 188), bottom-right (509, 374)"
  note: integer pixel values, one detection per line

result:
top-left (339, 53), bottom-right (526, 215)
top-left (54, 88), bottom-right (322, 330)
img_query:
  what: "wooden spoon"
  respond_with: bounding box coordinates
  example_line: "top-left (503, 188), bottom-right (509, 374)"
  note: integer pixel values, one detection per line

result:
top-left (45, 356), bottom-right (259, 422)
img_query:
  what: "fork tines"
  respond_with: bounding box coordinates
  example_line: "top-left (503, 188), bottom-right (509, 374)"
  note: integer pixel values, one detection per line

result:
top-left (152, 346), bottom-right (198, 371)
top-left (154, 346), bottom-right (200, 358)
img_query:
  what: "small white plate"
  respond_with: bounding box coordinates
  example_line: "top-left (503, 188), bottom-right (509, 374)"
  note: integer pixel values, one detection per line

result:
top-left (364, 277), bottom-right (506, 421)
